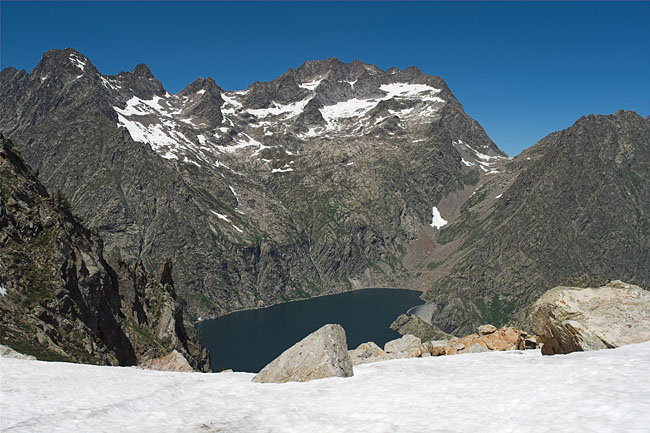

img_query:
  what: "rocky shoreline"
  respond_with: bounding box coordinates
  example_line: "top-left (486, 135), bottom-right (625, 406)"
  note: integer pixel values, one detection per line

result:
top-left (250, 280), bottom-right (650, 383)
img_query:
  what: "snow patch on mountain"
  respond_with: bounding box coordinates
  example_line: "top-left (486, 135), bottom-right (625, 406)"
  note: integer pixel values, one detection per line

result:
top-left (100, 76), bottom-right (120, 91)
top-left (321, 98), bottom-right (381, 127)
top-left (116, 114), bottom-right (182, 160)
top-left (430, 206), bottom-right (448, 229)
top-left (299, 78), bottom-right (324, 91)
top-left (318, 82), bottom-right (444, 132)
top-left (453, 139), bottom-right (507, 175)
top-left (69, 53), bottom-right (86, 72)
top-left (247, 98), bottom-right (313, 119)
top-left (379, 83), bottom-right (443, 102)
top-left (271, 167), bottom-right (294, 173)
top-left (210, 210), bottom-right (243, 233)
top-left (215, 133), bottom-right (263, 154)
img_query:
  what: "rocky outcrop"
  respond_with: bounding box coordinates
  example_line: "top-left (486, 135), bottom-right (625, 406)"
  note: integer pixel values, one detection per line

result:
top-left (384, 334), bottom-right (422, 356)
top-left (347, 325), bottom-right (530, 366)
top-left (253, 324), bottom-right (353, 383)
top-left (390, 314), bottom-right (452, 342)
top-left (348, 342), bottom-right (390, 366)
top-left (139, 350), bottom-right (193, 372)
top-left (477, 324), bottom-right (497, 335)
top-left (0, 137), bottom-right (209, 370)
top-left (530, 280), bottom-right (650, 355)
top-left (430, 326), bottom-right (527, 356)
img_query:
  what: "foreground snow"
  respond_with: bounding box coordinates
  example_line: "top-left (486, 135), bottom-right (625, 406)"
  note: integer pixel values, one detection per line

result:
top-left (2, 343), bottom-right (650, 433)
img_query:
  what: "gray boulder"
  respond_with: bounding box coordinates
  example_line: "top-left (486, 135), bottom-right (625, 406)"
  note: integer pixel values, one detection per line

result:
top-left (252, 324), bottom-right (353, 383)
top-left (530, 280), bottom-right (650, 355)
top-left (477, 324), bottom-right (497, 335)
top-left (384, 334), bottom-right (421, 354)
top-left (348, 342), bottom-right (397, 366)
top-left (139, 350), bottom-right (193, 372)
top-left (466, 343), bottom-right (490, 353)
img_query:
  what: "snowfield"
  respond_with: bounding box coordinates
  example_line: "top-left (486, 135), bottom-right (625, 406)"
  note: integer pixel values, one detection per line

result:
top-left (2, 342), bottom-right (650, 433)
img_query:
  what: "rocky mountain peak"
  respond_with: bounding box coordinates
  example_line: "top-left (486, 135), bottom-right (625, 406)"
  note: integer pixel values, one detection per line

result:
top-left (131, 63), bottom-right (155, 78)
top-left (296, 57), bottom-right (345, 79)
top-left (31, 48), bottom-right (98, 81)
top-left (115, 62), bottom-right (165, 99)
top-left (179, 77), bottom-right (223, 97)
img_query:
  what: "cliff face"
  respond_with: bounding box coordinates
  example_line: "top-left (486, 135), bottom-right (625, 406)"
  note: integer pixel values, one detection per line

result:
top-left (0, 136), bottom-right (209, 370)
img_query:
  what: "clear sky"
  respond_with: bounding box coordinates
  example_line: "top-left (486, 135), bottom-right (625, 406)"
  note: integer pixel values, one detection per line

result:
top-left (1, 1), bottom-right (648, 156)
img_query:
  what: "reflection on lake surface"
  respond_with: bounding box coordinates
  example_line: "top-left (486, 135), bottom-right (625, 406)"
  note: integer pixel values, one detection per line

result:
top-left (199, 288), bottom-right (423, 372)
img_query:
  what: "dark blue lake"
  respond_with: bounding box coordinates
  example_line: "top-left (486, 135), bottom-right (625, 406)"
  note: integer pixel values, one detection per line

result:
top-left (198, 288), bottom-right (424, 372)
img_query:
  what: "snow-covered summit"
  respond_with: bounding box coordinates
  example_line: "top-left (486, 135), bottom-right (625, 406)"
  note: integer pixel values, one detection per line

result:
top-left (2, 342), bottom-right (649, 432)
top-left (90, 55), bottom-right (503, 173)
top-left (20, 49), bottom-right (505, 179)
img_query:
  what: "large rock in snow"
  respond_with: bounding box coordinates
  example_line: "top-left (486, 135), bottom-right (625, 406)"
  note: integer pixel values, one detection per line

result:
top-left (140, 350), bottom-right (193, 372)
top-left (252, 324), bottom-right (353, 383)
top-left (530, 280), bottom-right (650, 355)
top-left (384, 334), bottom-right (422, 355)
top-left (348, 341), bottom-right (386, 366)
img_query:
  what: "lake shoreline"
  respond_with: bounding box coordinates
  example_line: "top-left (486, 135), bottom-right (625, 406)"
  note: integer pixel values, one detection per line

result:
top-left (198, 288), bottom-right (426, 373)
top-left (194, 286), bottom-right (425, 325)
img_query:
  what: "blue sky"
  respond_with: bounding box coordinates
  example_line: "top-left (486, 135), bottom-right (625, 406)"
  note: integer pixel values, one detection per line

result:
top-left (1, 1), bottom-right (648, 156)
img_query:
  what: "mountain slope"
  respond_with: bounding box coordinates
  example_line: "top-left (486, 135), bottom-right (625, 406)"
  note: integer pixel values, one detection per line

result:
top-left (420, 110), bottom-right (650, 334)
top-left (0, 48), bottom-right (506, 320)
top-left (0, 136), bottom-right (209, 369)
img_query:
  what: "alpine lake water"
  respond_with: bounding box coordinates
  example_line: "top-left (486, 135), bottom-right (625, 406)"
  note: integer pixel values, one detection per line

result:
top-left (198, 288), bottom-right (424, 372)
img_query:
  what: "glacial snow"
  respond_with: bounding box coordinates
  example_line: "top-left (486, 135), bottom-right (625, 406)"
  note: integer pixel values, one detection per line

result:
top-left (318, 82), bottom-right (444, 132)
top-left (247, 98), bottom-right (313, 119)
top-left (299, 78), bottom-right (324, 90)
top-left (69, 54), bottom-right (86, 72)
top-left (112, 78), bottom-right (450, 164)
top-left (430, 206), bottom-right (448, 229)
top-left (2, 343), bottom-right (650, 433)
top-left (210, 210), bottom-right (243, 234)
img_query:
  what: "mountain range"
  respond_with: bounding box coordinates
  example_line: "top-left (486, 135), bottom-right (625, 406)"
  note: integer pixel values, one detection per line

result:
top-left (1, 48), bottom-right (648, 341)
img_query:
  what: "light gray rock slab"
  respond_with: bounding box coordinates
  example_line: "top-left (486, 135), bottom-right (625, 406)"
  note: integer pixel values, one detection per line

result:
top-left (530, 280), bottom-right (650, 355)
top-left (253, 324), bottom-right (353, 383)
top-left (384, 334), bottom-right (421, 354)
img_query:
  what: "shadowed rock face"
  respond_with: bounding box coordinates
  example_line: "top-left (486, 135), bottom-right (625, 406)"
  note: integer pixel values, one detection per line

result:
top-left (252, 324), bottom-right (353, 383)
top-left (0, 137), bottom-right (209, 370)
top-left (530, 280), bottom-right (650, 355)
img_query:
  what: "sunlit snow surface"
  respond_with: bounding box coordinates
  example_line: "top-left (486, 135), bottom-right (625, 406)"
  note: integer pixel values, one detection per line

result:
top-left (2, 343), bottom-right (650, 433)
top-left (430, 206), bottom-right (448, 229)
